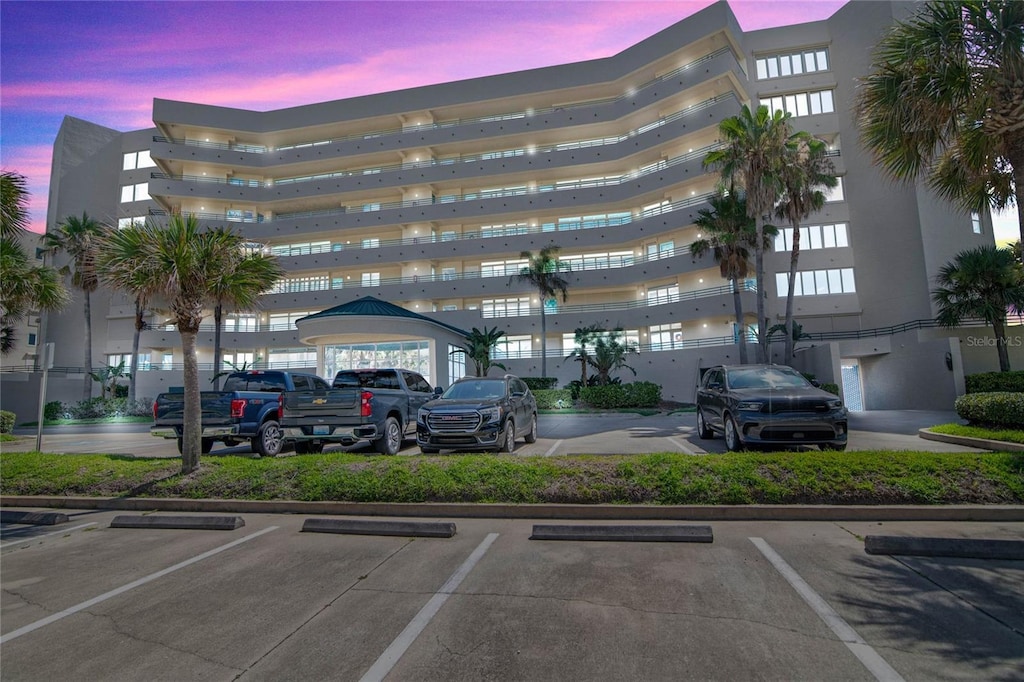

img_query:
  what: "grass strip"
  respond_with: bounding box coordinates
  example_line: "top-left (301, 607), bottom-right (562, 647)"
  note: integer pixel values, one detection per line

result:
top-left (929, 423), bottom-right (1024, 445)
top-left (2, 450), bottom-right (1022, 505)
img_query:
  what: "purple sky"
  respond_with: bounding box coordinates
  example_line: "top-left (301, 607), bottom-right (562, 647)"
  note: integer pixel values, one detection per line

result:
top-left (1, 0), bottom-right (1015, 240)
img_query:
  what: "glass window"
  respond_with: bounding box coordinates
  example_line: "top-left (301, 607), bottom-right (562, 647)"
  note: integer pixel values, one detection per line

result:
top-left (756, 59), bottom-right (769, 80)
top-left (841, 268), bottom-right (856, 292)
top-left (119, 183), bottom-right (149, 203)
top-left (809, 226), bottom-right (823, 250)
top-left (971, 212), bottom-right (982, 234)
top-left (27, 333), bottom-right (37, 346)
top-left (835, 223), bottom-right (849, 247)
top-left (828, 269), bottom-right (842, 293)
top-left (448, 343), bottom-right (466, 384)
top-left (361, 272), bottom-right (380, 287)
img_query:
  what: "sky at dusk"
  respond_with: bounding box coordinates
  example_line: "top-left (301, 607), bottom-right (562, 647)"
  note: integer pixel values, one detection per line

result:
top-left (0, 0), bottom-right (1017, 241)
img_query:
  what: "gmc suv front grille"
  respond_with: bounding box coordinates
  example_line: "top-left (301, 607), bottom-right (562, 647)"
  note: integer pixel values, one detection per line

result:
top-left (426, 412), bottom-right (482, 432)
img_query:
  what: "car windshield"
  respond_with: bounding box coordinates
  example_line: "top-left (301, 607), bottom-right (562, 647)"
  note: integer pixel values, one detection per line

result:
top-left (441, 380), bottom-right (506, 400)
top-left (726, 367), bottom-right (811, 390)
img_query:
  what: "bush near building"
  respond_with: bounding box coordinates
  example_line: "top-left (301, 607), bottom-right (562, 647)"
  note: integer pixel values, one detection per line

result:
top-left (580, 382), bottom-right (662, 409)
top-left (522, 377), bottom-right (558, 391)
top-left (955, 392), bottom-right (1024, 428)
top-left (965, 371), bottom-right (1024, 394)
top-left (0, 410), bottom-right (15, 433)
top-left (534, 389), bottom-right (574, 409)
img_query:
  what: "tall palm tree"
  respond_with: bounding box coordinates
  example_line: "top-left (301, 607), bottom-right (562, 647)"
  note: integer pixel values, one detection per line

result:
top-left (932, 245), bottom-right (1024, 371)
top-left (41, 212), bottom-right (107, 398)
top-left (704, 105), bottom-right (792, 362)
top-left (775, 135), bottom-right (838, 365)
top-left (209, 244), bottom-right (285, 390)
top-left (96, 214), bottom-right (282, 473)
top-left (511, 243), bottom-right (571, 378)
top-left (589, 329), bottom-right (639, 385)
top-left (452, 326), bottom-right (507, 377)
top-left (857, 0), bottom-right (1024, 245)
top-left (691, 190), bottom-right (773, 365)
top-left (1, 172), bottom-right (68, 355)
top-left (565, 323), bottom-right (602, 385)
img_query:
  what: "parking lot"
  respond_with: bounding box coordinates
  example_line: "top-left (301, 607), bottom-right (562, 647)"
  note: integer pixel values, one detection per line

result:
top-left (4, 410), bottom-right (984, 458)
top-left (2, 510), bottom-right (1022, 681)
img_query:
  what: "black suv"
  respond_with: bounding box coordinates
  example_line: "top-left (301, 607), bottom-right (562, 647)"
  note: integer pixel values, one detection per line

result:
top-left (416, 374), bottom-right (538, 453)
top-left (696, 364), bottom-right (848, 451)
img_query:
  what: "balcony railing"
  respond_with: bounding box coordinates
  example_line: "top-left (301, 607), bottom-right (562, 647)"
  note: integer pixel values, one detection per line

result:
top-left (151, 47), bottom-right (734, 155)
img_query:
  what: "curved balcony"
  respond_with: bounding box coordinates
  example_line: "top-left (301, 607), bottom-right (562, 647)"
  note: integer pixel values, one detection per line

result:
top-left (150, 48), bottom-right (743, 170)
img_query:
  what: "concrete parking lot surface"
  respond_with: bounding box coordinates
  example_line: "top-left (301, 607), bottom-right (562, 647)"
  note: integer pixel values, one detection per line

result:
top-left (1, 510), bottom-right (1022, 681)
top-left (3, 410), bottom-right (986, 458)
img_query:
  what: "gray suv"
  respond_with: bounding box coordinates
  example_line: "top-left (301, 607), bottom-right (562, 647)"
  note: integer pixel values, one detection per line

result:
top-left (696, 364), bottom-right (848, 451)
top-left (416, 374), bottom-right (538, 453)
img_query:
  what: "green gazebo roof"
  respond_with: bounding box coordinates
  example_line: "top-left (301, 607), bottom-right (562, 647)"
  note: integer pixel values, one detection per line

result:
top-left (296, 296), bottom-right (469, 337)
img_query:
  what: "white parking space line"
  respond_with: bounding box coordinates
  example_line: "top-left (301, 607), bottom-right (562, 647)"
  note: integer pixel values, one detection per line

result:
top-left (0, 522), bottom-right (98, 549)
top-left (0, 526), bottom-right (278, 645)
top-left (749, 537), bottom-right (905, 682)
top-left (359, 532), bottom-right (499, 682)
top-left (666, 436), bottom-right (699, 455)
top-left (544, 440), bottom-right (563, 457)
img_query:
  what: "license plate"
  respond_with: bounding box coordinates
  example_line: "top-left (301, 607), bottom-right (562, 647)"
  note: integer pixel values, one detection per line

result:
top-left (793, 432), bottom-right (804, 439)
top-left (313, 425), bottom-right (330, 435)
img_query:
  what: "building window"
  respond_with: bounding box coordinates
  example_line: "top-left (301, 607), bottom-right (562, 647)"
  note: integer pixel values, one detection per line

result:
top-left (361, 272), bottom-right (380, 287)
top-left (268, 347), bottom-right (317, 368)
top-left (822, 177), bottom-right (844, 203)
top-left (27, 333), bottom-right (37, 347)
top-left (481, 259), bottom-right (528, 278)
top-left (268, 312), bottom-right (311, 330)
top-left (649, 323), bottom-right (683, 350)
top-left (776, 268), bottom-right (856, 296)
top-left (271, 276), bottom-right (329, 294)
top-left (756, 49), bottom-right (829, 80)
top-left (647, 284), bottom-right (679, 305)
top-left (647, 241), bottom-right (674, 260)
top-left (441, 267), bottom-right (457, 281)
top-left (117, 216), bottom-right (146, 230)
top-left (775, 223), bottom-right (849, 252)
top-left (120, 183), bottom-right (149, 203)
top-left (361, 238), bottom-right (380, 249)
top-left (493, 335), bottom-right (532, 360)
top-left (324, 340), bottom-right (431, 383)
top-left (161, 352), bottom-right (174, 370)
top-left (482, 297), bottom-right (531, 318)
top-left (971, 212), bottom-right (982, 234)
top-left (763, 90), bottom-right (834, 118)
top-left (270, 241), bottom-right (331, 256)
top-left (223, 314), bottom-right (257, 332)
top-left (221, 351), bottom-right (256, 370)
top-left (448, 344), bottom-right (466, 383)
top-left (122, 150), bottom-right (155, 170)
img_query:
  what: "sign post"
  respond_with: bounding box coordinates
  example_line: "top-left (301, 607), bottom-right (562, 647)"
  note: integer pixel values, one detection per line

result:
top-left (35, 342), bottom-right (54, 452)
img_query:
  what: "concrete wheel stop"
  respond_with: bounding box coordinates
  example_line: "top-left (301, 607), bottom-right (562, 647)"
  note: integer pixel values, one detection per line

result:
top-left (531, 524), bottom-right (714, 542)
top-left (110, 515), bottom-right (246, 530)
top-left (865, 535), bottom-right (1024, 560)
top-left (302, 518), bottom-right (457, 538)
top-left (1, 510), bottom-right (70, 526)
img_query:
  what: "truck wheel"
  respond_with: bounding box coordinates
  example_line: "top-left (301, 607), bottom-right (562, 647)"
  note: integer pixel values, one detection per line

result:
top-left (696, 409), bottom-right (713, 439)
top-left (374, 417), bottom-right (402, 455)
top-left (723, 414), bottom-right (743, 452)
top-left (177, 438), bottom-right (214, 455)
top-left (256, 420), bottom-right (284, 457)
top-left (296, 442), bottom-right (324, 455)
top-left (524, 414), bottom-right (538, 443)
top-left (498, 420), bottom-right (516, 453)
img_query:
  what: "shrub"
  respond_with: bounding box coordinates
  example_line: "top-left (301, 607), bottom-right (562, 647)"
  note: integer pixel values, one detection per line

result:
top-left (821, 383), bottom-right (840, 396)
top-left (44, 401), bottom-right (65, 421)
top-left (955, 392), bottom-right (1024, 428)
top-left (65, 397), bottom-right (153, 420)
top-left (0, 410), bottom-right (15, 433)
top-left (965, 371), bottom-right (1024, 394)
top-left (522, 377), bottom-right (558, 391)
top-left (534, 389), bottom-right (573, 410)
top-left (623, 381), bottom-right (662, 408)
top-left (579, 382), bottom-right (662, 409)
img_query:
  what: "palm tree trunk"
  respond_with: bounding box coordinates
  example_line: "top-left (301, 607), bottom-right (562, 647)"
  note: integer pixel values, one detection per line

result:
top-left (732, 279), bottom-right (748, 364)
top-left (180, 329), bottom-right (201, 473)
top-left (784, 220), bottom-right (801, 365)
top-left (129, 300), bottom-right (143, 404)
top-left (212, 303), bottom-right (223, 391)
top-left (539, 303), bottom-right (547, 378)
top-left (580, 349), bottom-right (588, 385)
top-left (755, 218), bottom-right (768, 363)
top-left (82, 289), bottom-right (93, 400)
top-left (1011, 150), bottom-right (1024, 247)
top-left (993, 318), bottom-right (1011, 372)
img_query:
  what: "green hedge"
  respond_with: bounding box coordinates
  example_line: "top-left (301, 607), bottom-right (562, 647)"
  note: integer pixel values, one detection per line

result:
top-left (0, 410), bottom-right (15, 433)
top-left (821, 383), bottom-right (840, 396)
top-left (580, 381), bottom-right (662, 409)
top-left (965, 371), bottom-right (1024, 394)
top-left (522, 377), bottom-right (558, 391)
top-left (955, 392), bottom-right (1024, 428)
top-left (534, 389), bottom-right (573, 409)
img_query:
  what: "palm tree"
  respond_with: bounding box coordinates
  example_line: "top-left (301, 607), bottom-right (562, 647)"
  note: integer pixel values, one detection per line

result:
top-left (932, 245), bottom-right (1024, 371)
top-left (96, 214), bottom-right (282, 473)
top-left (565, 323), bottom-right (602, 385)
top-left (691, 190), bottom-right (774, 364)
top-left (775, 135), bottom-right (838, 365)
top-left (704, 105), bottom-right (793, 362)
top-left (511, 243), bottom-right (570, 377)
top-left (856, 0), bottom-right (1024, 245)
top-left (589, 329), bottom-right (639, 385)
top-left (209, 244), bottom-right (285, 390)
top-left (0, 172), bottom-right (68, 355)
top-left (451, 326), bottom-right (507, 377)
top-left (42, 212), bottom-right (108, 399)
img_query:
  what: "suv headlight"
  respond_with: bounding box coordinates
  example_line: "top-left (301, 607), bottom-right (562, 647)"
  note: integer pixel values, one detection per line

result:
top-left (827, 399), bottom-right (844, 409)
top-left (417, 408), bottom-right (428, 424)
top-left (736, 400), bottom-right (764, 411)
top-left (479, 406), bottom-right (502, 423)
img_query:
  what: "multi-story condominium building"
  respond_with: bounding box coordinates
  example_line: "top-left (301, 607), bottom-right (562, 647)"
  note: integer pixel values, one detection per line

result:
top-left (3, 0), bottom-right (1019, 418)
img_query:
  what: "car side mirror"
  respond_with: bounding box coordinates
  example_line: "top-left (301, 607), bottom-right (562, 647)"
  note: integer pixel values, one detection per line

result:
top-left (433, 386), bottom-right (444, 395)
top-left (810, 379), bottom-right (821, 388)
top-left (708, 381), bottom-right (722, 390)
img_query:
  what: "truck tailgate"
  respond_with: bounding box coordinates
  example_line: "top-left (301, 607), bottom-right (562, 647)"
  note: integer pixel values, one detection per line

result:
top-left (282, 390), bottom-right (360, 421)
top-left (153, 392), bottom-right (234, 426)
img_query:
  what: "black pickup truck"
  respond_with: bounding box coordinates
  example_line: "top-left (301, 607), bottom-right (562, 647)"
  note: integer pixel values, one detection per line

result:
top-left (151, 370), bottom-right (331, 457)
top-left (281, 368), bottom-right (439, 455)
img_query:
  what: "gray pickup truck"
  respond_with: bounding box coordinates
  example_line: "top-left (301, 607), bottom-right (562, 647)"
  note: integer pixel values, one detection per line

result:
top-left (280, 368), bottom-right (440, 455)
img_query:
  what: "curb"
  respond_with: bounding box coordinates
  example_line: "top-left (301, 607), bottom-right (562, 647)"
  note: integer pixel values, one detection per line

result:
top-left (302, 518), bottom-right (456, 538)
top-left (109, 514), bottom-right (245, 530)
top-left (3, 496), bottom-right (1024, 522)
top-left (531, 524), bottom-right (713, 542)
top-left (918, 428), bottom-right (1024, 452)
top-left (865, 535), bottom-right (1024, 560)
top-left (0, 510), bottom-right (69, 526)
